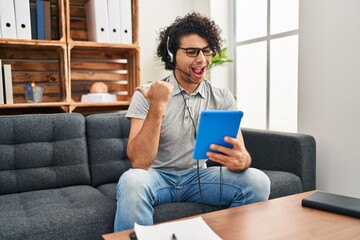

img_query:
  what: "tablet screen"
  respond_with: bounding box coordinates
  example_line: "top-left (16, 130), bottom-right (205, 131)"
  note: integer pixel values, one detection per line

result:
top-left (193, 110), bottom-right (244, 160)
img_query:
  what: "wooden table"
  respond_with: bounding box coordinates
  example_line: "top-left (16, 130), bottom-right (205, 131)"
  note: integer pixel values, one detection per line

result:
top-left (102, 191), bottom-right (360, 240)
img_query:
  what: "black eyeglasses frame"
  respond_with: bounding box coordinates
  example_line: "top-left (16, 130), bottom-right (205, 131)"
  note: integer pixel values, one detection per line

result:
top-left (178, 46), bottom-right (215, 57)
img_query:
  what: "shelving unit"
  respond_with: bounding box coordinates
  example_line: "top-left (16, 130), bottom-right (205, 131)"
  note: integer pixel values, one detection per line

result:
top-left (0, 0), bottom-right (140, 115)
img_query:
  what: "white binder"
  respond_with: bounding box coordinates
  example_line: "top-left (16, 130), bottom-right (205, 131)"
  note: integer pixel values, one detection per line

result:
top-left (0, 60), bottom-right (4, 104)
top-left (85, 0), bottom-right (110, 42)
top-left (3, 64), bottom-right (14, 104)
top-left (120, 0), bottom-right (132, 44)
top-left (0, 0), bottom-right (17, 39)
top-left (14, 0), bottom-right (32, 40)
top-left (107, 0), bottom-right (121, 43)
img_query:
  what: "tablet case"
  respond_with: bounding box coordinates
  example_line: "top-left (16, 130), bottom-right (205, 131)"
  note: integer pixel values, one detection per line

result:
top-left (302, 191), bottom-right (360, 218)
top-left (193, 110), bottom-right (243, 160)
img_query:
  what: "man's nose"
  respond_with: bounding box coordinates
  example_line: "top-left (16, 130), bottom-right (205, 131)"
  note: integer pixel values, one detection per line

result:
top-left (195, 50), bottom-right (207, 62)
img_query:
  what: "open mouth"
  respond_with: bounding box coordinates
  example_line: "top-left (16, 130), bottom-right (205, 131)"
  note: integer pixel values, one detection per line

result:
top-left (190, 66), bottom-right (206, 78)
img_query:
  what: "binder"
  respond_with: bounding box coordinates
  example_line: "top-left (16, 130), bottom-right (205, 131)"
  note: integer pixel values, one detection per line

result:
top-left (0, 60), bottom-right (4, 104)
top-left (119, 0), bottom-right (132, 44)
top-left (30, 2), bottom-right (37, 39)
top-left (302, 191), bottom-right (360, 218)
top-left (2, 64), bottom-right (14, 104)
top-left (36, 0), bottom-right (45, 39)
top-left (44, 0), bottom-right (52, 40)
top-left (85, 0), bottom-right (110, 42)
top-left (107, 0), bottom-right (121, 43)
top-left (0, 0), bottom-right (17, 39)
top-left (14, 0), bottom-right (32, 40)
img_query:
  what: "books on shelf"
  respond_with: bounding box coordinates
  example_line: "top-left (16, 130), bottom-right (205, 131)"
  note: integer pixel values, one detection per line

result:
top-left (43, 0), bottom-right (51, 40)
top-left (14, 0), bottom-right (32, 40)
top-left (86, 0), bottom-right (110, 43)
top-left (0, 0), bottom-right (17, 39)
top-left (0, 61), bottom-right (14, 104)
top-left (120, 0), bottom-right (132, 44)
top-left (107, 0), bottom-right (121, 43)
top-left (36, 0), bottom-right (45, 39)
top-left (0, 60), bottom-right (4, 104)
top-left (0, 0), bottom-right (51, 40)
top-left (86, 0), bottom-right (132, 44)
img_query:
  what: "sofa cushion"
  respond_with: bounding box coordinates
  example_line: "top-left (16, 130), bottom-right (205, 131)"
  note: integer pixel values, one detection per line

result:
top-left (0, 185), bottom-right (115, 240)
top-left (0, 113), bottom-right (90, 195)
top-left (263, 170), bottom-right (302, 199)
top-left (86, 112), bottom-right (131, 187)
top-left (153, 203), bottom-right (220, 224)
top-left (242, 128), bottom-right (316, 192)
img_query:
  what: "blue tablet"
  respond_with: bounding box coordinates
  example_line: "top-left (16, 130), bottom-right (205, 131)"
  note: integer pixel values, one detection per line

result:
top-left (193, 110), bottom-right (244, 160)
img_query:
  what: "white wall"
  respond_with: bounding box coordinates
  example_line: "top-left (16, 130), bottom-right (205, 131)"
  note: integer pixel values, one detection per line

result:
top-left (298, 0), bottom-right (360, 198)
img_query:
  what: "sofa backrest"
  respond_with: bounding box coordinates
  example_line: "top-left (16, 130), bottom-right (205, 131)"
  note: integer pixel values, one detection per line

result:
top-left (0, 113), bottom-right (90, 195)
top-left (85, 111), bottom-right (131, 187)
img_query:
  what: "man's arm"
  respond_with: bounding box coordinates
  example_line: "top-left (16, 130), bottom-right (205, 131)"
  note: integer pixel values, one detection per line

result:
top-left (127, 80), bottom-right (173, 169)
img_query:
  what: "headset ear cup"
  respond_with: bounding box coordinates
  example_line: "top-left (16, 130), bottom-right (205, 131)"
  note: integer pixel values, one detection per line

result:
top-left (168, 50), bottom-right (174, 63)
top-left (166, 36), bottom-right (174, 63)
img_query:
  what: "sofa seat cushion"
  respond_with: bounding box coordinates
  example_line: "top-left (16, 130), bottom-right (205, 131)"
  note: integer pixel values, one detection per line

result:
top-left (153, 202), bottom-right (220, 224)
top-left (263, 170), bottom-right (302, 199)
top-left (0, 185), bottom-right (115, 240)
top-left (96, 183), bottom-right (117, 200)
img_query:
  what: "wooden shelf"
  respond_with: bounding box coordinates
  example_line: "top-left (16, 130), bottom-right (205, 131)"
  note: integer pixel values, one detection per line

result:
top-left (0, 0), bottom-right (140, 115)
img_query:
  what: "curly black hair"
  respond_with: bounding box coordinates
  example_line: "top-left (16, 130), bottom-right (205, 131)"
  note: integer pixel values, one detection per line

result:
top-left (157, 12), bottom-right (224, 70)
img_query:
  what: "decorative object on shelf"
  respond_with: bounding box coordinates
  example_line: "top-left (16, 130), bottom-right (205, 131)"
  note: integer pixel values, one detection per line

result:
top-left (24, 81), bottom-right (43, 103)
top-left (81, 81), bottom-right (117, 103)
top-left (89, 81), bottom-right (108, 93)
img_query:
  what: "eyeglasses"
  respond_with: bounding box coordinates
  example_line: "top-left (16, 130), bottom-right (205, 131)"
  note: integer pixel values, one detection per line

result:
top-left (178, 47), bottom-right (214, 57)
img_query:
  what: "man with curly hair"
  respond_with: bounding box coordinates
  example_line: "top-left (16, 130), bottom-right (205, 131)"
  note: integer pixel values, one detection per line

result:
top-left (114, 12), bottom-right (270, 231)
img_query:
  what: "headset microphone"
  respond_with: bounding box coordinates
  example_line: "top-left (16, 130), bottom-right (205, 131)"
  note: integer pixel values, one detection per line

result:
top-left (171, 63), bottom-right (192, 77)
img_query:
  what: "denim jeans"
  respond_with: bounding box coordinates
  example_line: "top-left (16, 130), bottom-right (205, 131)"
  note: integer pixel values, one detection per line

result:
top-left (114, 166), bottom-right (270, 231)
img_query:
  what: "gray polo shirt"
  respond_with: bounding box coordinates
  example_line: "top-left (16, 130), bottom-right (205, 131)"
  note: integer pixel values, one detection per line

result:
top-left (126, 73), bottom-right (237, 172)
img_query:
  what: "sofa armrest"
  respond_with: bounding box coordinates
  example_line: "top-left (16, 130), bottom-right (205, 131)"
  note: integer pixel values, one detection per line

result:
top-left (241, 128), bottom-right (316, 192)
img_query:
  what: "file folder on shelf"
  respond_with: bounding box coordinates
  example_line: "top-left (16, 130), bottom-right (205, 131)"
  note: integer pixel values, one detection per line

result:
top-left (36, 0), bottom-right (45, 39)
top-left (120, 0), bottom-right (132, 44)
top-left (44, 0), bottom-right (51, 40)
top-left (2, 64), bottom-right (14, 104)
top-left (0, 60), bottom-right (4, 104)
top-left (30, 2), bottom-right (37, 39)
top-left (14, 0), bottom-right (32, 40)
top-left (0, 0), bottom-right (17, 39)
top-left (107, 0), bottom-right (121, 43)
top-left (86, 0), bottom-right (110, 43)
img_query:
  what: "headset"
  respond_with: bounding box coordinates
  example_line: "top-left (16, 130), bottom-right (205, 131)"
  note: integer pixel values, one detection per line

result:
top-left (166, 20), bottom-right (192, 77)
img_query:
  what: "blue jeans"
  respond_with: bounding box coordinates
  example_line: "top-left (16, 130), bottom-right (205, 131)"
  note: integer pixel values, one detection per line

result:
top-left (114, 167), bottom-right (270, 231)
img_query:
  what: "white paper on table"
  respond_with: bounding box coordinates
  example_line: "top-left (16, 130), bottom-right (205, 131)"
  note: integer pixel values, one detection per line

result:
top-left (134, 216), bottom-right (222, 240)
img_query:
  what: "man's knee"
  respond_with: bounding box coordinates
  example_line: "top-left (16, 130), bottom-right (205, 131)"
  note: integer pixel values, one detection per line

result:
top-left (116, 168), bottom-right (151, 200)
top-left (249, 169), bottom-right (271, 202)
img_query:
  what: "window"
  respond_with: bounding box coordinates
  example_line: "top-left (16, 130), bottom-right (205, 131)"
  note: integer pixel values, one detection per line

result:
top-left (234, 0), bottom-right (299, 132)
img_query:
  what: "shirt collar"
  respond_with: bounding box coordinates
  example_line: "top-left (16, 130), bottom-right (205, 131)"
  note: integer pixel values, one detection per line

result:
top-left (168, 73), bottom-right (206, 99)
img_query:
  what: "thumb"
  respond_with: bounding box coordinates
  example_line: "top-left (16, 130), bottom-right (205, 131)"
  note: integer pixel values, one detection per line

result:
top-left (136, 86), bottom-right (148, 98)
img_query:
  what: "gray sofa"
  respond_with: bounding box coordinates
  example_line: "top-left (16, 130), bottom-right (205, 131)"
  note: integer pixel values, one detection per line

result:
top-left (0, 112), bottom-right (316, 239)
